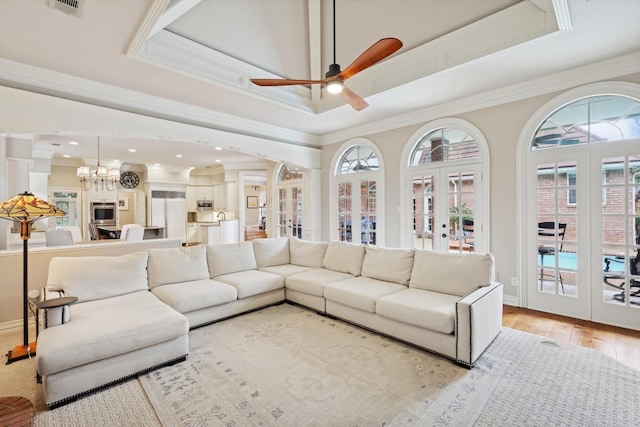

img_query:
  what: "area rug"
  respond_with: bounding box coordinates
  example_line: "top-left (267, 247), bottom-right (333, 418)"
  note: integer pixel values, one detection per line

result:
top-left (1, 303), bottom-right (638, 426)
top-left (140, 304), bottom-right (507, 426)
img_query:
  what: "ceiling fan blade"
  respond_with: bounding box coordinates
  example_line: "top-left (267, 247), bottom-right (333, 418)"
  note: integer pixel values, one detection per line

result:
top-left (340, 38), bottom-right (403, 80)
top-left (341, 85), bottom-right (369, 111)
top-left (250, 78), bottom-right (325, 86)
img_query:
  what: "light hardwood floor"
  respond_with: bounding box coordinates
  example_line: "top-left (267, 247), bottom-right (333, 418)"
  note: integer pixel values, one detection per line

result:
top-left (503, 305), bottom-right (640, 370)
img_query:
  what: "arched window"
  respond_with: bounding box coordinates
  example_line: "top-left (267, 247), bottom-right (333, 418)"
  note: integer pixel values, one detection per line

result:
top-left (331, 139), bottom-right (384, 246)
top-left (532, 95), bottom-right (640, 149)
top-left (336, 145), bottom-right (379, 174)
top-left (519, 85), bottom-right (640, 330)
top-left (278, 164), bottom-right (304, 181)
top-left (410, 127), bottom-right (480, 165)
top-left (402, 119), bottom-right (489, 252)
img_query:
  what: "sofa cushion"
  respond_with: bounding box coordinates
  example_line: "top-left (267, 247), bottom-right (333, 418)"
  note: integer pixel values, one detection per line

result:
top-left (147, 245), bottom-right (210, 289)
top-left (410, 250), bottom-right (494, 297)
top-left (285, 268), bottom-right (354, 297)
top-left (324, 277), bottom-right (406, 313)
top-left (215, 270), bottom-right (284, 299)
top-left (289, 238), bottom-right (328, 268)
top-left (361, 246), bottom-right (415, 285)
top-left (151, 279), bottom-right (238, 314)
top-left (322, 241), bottom-right (366, 276)
top-left (207, 242), bottom-right (257, 277)
top-left (36, 291), bottom-right (189, 376)
top-left (46, 252), bottom-right (148, 303)
top-left (376, 288), bottom-right (460, 334)
top-left (252, 238), bottom-right (290, 267)
top-left (260, 264), bottom-right (314, 277)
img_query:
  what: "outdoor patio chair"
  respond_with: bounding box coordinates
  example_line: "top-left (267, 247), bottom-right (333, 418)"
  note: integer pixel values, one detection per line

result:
top-left (603, 250), bottom-right (640, 306)
top-left (462, 219), bottom-right (474, 251)
top-left (538, 222), bottom-right (567, 292)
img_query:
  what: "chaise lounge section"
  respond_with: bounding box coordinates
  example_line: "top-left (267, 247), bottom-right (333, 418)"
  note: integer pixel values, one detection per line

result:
top-left (36, 237), bottom-right (503, 408)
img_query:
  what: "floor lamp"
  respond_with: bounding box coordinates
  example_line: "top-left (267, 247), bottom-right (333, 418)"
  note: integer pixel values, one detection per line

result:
top-left (0, 192), bottom-right (66, 364)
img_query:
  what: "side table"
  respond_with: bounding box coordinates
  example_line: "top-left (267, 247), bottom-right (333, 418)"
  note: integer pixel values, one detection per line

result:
top-left (33, 296), bottom-right (77, 383)
top-left (0, 396), bottom-right (33, 427)
top-left (35, 296), bottom-right (78, 332)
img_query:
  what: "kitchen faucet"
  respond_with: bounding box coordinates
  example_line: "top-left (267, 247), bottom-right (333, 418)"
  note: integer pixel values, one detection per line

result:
top-left (217, 211), bottom-right (226, 220)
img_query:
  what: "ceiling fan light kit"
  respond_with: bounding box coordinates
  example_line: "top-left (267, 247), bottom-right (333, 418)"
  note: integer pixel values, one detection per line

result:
top-left (249, 1), bottom-right (402, 110)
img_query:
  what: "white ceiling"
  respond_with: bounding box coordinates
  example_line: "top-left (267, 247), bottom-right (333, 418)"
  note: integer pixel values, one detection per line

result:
top-left (0, 0), bottom-right (639, 170)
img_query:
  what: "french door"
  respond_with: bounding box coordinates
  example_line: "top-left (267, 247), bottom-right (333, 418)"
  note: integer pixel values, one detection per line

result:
top-left (276, 184), bottom-right (302, 239)
top-left (336, 175), bottom-right (379, 245)
top-left (410, 163), bottom-right (485, 253)
top-left (526, 141), bottom-right (639, 329)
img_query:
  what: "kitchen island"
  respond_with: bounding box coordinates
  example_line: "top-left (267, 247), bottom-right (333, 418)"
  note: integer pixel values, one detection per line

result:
top-left (200, 219), bottom-right (239, 245)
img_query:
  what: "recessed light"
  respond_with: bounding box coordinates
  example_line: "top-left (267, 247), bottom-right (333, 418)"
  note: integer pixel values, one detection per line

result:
top-left (215, 159), bottom-right (222, 163)
top-left (176, 154), bottom-right (182, 158)
top-left (129, 148), bottom-right (136, 152)
top-left (63, 154), bottom-right (71, 158)
top-left (215, 147), bottom-right (222, 150)
top-left (69, 141), bottom-right (79, 145)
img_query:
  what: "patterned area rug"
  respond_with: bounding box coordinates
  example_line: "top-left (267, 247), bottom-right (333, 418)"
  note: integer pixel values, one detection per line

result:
top-left (140, 304), bottom-right (507, 426)
top-left (1, 303), bottom-right (638, 426)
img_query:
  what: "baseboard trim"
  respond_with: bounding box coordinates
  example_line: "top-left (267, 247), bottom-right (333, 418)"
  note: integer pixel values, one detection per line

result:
top-left (0, 318), bottom-right (35, 335)
top-left (503, 295), bottom-right (519, 307)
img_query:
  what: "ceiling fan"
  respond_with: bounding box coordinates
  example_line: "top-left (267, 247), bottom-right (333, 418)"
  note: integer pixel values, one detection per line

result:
top-left (250, 0), bottom-right (402, 111)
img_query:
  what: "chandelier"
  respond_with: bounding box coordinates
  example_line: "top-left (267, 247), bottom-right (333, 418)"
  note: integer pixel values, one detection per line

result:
top-left (77, 137), bottom-right (120, 191)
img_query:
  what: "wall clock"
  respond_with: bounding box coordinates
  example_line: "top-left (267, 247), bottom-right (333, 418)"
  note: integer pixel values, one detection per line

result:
top-left (120, 171), bottom-right (140, 189)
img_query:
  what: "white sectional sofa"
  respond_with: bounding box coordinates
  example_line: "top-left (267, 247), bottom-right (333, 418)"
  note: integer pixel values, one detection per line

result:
top-left (36, 238), bottom-right (503, 408)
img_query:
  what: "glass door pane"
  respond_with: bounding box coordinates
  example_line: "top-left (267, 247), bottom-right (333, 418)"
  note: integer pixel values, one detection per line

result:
top-left (360, 180), bottom-right (376, 245)
top-left (277, 187), bottom-right (287, 238)
top-left (337, 182), bottom-right (352, 242)
top-left (291, 186), bottom-right (302, 239)
top-left (601, 155), bottom-right (640, 307)
top-left (412, 174), bottom-right (434, 250)
top-left (535, 161), bottom-right (578, 297)
top-left (447, 171), bottom-right (475, 253)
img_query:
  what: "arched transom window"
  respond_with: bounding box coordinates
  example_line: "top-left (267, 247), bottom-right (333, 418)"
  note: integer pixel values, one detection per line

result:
top-left (410, 127), bottom-right (480, 166)
top-left (532, 95), bottom-right (640, 150)
top-left (337, 145), bottom-right (379, 174)
top-left (277, 164), bottom-right (303, 182)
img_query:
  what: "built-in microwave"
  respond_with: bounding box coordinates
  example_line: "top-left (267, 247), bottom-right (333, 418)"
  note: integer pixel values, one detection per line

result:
top-left (91, 202), bottom-right (116, 225)
top-left (197, 200), bottom-right (214, 211)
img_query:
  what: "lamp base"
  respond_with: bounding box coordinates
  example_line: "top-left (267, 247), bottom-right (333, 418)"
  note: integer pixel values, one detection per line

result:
top-left (5, 342), bottom-right (36, 365)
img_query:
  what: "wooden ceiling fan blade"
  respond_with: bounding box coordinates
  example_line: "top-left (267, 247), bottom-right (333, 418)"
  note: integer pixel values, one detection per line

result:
top-left (340, 38), bottom-right (403, 80)
top-left (341, 86), bottom-right (369, 111)
top-left (250, 78), bottom-right (324, 86)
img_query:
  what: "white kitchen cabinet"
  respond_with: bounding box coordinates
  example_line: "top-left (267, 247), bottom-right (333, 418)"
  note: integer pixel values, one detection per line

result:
top-left (87, 188), bottom-right (117, 203)
top-left (213, 184), bottom-right (226, 210)
top-left (186, 186), bottom-right (197, 212)
top-left (196, 186), bottom-right (213, 201)
top-left (199, 219), bottom-right (238, 245)
top-left (186, 222), bottom-right (200, 243)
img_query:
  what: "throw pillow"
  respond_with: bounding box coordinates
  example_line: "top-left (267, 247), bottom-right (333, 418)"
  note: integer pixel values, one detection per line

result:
top-left (409, 250), bottom-right (494, 297)
top-left (361, 246), bottom-right (415, 285)
top-left (47, 252), bottom-right (149, 303)
top-left (289, 238), bottom-right (328, 268)
top-left (207, 241), bottom-right (257, 277)
top-left (252, 238), bottom-right (290, 267)
top-left (322, 241), bottom-right (365, 276)
top-left (147, 245), bottom-right (209, 289)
